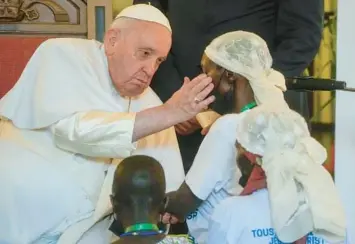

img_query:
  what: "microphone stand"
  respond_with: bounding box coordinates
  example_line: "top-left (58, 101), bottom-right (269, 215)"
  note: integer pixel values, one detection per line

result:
top-left (342, 88), bottom-right (355, 92)
top-left (285, 76), bottom-right (353, 92)
top-left (285, 77), bottom-right (353, 127)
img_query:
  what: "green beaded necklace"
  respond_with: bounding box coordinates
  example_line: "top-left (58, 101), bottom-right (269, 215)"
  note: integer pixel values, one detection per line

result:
top-left (124, 223), bottom-right (160, 235)
top-left (240, 101), bottom-right (257, 112)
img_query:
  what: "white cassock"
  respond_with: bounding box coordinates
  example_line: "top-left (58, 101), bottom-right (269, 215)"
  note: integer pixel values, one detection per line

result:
top-left (183, 114), bottom-right (245, 244)
top-left (0, 38), bottom-right (184, 244)
top-left (207, 189), bottom-right (349, 244)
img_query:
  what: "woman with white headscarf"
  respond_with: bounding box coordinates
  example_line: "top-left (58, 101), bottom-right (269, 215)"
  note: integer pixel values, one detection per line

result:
top-left (162, 31), bottom-right (346, 244)
top-left (208, 105), bottom-right (347, 244)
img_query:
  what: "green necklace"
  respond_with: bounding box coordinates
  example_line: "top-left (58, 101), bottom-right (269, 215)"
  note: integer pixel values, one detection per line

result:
top-left (240, 101), bottom-right (257, 113)
top-left (124, 223), bottom-right (160, 233)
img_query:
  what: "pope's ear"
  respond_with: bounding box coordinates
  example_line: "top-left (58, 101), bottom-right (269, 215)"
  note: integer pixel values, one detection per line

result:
top-left (106, 29), bottom-right (120, 47)
top-left (106, 29), bottom-right (118, 46)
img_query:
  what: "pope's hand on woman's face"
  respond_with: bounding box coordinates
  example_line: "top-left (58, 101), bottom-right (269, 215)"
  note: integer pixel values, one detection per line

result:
top-left (165, 74), bottom-right (215, 122)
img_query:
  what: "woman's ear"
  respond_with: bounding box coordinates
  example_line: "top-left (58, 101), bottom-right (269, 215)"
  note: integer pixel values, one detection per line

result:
top-left (225, 70), bottom-right (243, 82)
top-left (225, 70), bottom-right (236, 81)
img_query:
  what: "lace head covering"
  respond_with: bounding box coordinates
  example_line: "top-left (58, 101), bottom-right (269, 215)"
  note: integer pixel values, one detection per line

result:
top-left (205, 31), bottom-right (287, 107)
top-left (235, 105), bottom-right (346, 243)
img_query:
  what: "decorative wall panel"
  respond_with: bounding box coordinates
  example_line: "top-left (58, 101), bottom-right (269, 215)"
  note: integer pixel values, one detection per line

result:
top-left (87, 0), bottom-right (112, 41)
top-left (0, 0), bottom-right (87, 35)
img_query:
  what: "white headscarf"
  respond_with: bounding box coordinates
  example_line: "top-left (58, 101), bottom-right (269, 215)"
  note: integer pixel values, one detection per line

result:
top-left (205, 31), bottom-right (287, 107)
top-left (235, 105), bottom-right (346, 243)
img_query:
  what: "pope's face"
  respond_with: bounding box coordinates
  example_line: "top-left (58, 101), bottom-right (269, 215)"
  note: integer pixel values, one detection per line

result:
top-left (105, 20), bottom-right (171, 97)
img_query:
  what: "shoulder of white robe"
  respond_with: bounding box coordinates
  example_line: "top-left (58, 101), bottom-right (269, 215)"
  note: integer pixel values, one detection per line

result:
top-left (0, 38), bottom-right (116, 129)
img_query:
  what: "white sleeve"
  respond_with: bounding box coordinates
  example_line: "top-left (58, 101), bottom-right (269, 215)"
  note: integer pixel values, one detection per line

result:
top-left (52, 111), bottom-right (137, 158)
top-left (185, 114), bottom-right (241, 200)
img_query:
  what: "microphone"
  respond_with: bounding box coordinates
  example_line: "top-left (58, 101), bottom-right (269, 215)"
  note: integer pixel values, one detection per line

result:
top-left (286, 77), bottom-right (347, 91)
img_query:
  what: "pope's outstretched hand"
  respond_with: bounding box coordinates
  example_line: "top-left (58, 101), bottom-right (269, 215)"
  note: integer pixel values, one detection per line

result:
top-left (166, 74), bottom-right (215, 122)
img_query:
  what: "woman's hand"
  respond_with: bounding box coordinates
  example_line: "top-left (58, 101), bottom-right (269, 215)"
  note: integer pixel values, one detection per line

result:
top-left (200, 125), bottom-right (212, 135)
top-left (175, 117), bottom-right (201, 135)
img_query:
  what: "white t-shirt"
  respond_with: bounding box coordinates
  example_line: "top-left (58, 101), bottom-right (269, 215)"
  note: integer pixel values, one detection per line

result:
top-left (184, 114), bottom-right (245, 244)
top-left (207, 189), bottom-right (349, 244)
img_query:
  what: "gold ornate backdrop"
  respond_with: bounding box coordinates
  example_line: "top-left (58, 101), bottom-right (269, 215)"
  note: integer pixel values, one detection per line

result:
top-left (311, 0), bottom-right (337, 173)
top-left (312, 0), bottom-right (337, 125)
top-left (112, 0), bottom-right (132, 16)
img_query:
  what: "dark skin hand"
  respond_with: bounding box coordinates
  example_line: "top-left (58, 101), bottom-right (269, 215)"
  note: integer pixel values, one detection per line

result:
top-left (162, 183), bottom-right (203, 224)
top-left (174, 117), bottom-right (201, 136)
